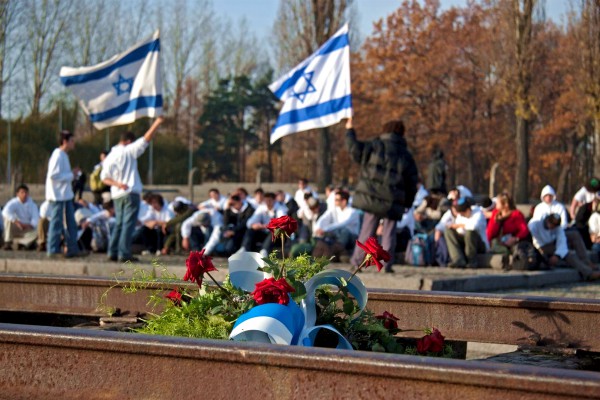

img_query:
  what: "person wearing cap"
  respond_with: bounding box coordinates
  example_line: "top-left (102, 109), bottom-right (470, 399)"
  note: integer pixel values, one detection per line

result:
top-left (180, 208), bottom-right (224, 255)
top-left (444, 197), bottom-right (489, 268)
top-left (486, 192), bottom-right (529, 254)
top-left (569, 177), bottom-right (600, 220)
top-left (528, 214), bottom-right (600, 281)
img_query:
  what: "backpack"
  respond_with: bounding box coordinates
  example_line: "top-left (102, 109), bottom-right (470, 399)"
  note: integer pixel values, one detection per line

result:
top-left (89, 167), bottom-right (106, 192)
top-left (510, 241), bottom-right (539, 271)
top-left (405, 233), bottom-right (432, 266)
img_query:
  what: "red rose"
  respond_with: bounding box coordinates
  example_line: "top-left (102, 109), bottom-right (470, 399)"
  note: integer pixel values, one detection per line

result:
top-left (184, 249), bottom-right (217, 287)
top-left (375, 311), bottom-right (400, 330)
top-left (165, 289), bottom-right (183, 306)
top-left (416, 328), bottom-right (445, 354)
top-left (265, 216), bottom-right (298, 241)
top-left (252, 277), bottom-right (295, 305)
top-left (356, 237), bottom-right (391, 271)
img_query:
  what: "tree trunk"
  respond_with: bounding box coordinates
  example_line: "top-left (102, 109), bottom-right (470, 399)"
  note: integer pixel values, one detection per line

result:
top-left (317, 127), bottom-right (332, 191)
top-left (594, 117), bottom-right (600, 178)
top-left (514, 116), bottom-right (529, 203)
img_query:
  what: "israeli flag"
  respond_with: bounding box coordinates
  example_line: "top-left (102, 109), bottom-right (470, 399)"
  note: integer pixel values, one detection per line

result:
top-left (60, 30), bottom-right (162, 130)
top-left (269, 23), bottom-right (352, 144)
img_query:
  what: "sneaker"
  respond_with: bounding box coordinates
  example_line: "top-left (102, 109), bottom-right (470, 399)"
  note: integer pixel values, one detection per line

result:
top-left (155, 250), bottom-right (162, 256)
top-left (3, 242), bottom-right (13, 251)
top-left (141, 250), bottom-right (151, 256)
top-left (107, 255), bottom-right (118, 262)
top-left (587, 271), bottom-right (600, 281)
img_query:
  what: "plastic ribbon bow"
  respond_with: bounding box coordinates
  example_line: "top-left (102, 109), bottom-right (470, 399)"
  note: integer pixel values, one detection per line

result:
top-left (228, 252), bottom-right (367, 350)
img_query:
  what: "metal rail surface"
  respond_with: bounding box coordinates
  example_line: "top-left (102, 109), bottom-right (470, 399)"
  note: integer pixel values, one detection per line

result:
top-left (1, 274), bottom-right (600, 351)
top-left (0, 324), bottom-right (598, 400)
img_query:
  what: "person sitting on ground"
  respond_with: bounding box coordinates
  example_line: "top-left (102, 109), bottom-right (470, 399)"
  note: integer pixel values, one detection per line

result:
top-left (325, 185), bottom-right (337, 211)
top-left (570, 177), bottom-right (600, 220)
top-left (528, 214), bottom-right (600, 281)
top-left (222, 194), bottom-right (255, 255)
top-left (79, 201), bottom-right (115, 252)
top-left (276, 190), bottom-right (299, 219)
top-left (161, 200), bottom-right (196, 255)
top-left (2, 184), bottom-right (39, 250)
top-left (573, 193), bottom-right (600, 250)
top-left (294, 178), bottom-right (319, 212)
top-left (134, 194), bottom-right (174, 255)
top-left (313, 190), bottom-right (361, 256)
top-left (241, 192), bottom-right (288, 257)
top-left (395, 207), bottom-right (415, 253)
top-left (198, 188), bottom-right (227, 212)
top-left (486, 192), bottom-right (529, 255)
top-left (412, 180), bottom-right (429, 210)
top-left (247, 187), bottom-right (265, 209)
top-left (180, 208), bottom-right (224, 255)
top-left (444, 197), bottom-right (489, 268)
top-left (532, 185), bottom-right (569, 228)
top-left (167, 196), bottom-right (193, 215)
top-left (588, 201), bottom-right (600, 259)
top-left (297, 194), bottom-right (327, 243)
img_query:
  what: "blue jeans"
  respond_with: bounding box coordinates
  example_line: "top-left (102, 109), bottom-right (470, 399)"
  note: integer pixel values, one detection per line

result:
top-left (47, 200), bottom-right (78, 256)
top-left (109, 193), bottom-right (140, 260)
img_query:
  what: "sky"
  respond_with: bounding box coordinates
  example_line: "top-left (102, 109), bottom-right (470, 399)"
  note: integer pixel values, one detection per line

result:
top-left (212, 0), bottom-right (571, 43)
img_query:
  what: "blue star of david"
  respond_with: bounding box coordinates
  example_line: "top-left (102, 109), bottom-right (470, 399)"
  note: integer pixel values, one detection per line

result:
top-left (112, 74), bottom-right (134, 96)
top-left (291, 71), bottom-right (317, 102)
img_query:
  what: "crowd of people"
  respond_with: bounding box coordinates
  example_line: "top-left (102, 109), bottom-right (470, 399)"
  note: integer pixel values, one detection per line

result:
top-left (1, 115), bottom-right (600, 282)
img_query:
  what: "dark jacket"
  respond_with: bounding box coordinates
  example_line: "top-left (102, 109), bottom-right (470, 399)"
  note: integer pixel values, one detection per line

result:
top-left (223, 202), bottom-right (255, 235)
top-left (426, 150), bottom-right (447, 194)
top-left (346, 129), bottom-right (419, 220)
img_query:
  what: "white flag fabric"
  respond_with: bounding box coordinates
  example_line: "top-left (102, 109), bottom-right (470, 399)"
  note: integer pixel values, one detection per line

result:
top-left (269, 23), bottom-right (352, 144)
top-left (60, 30), bottom-right (163, 130)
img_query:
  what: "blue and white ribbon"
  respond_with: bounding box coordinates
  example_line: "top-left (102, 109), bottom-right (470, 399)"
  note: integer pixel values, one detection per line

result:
top-left (228, 252), bottom-right (367, 350)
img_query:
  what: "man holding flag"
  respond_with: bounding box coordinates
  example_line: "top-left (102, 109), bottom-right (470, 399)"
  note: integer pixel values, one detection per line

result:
top-left (60, 30), bottom-right (164, 261)
top-left (269, 23), bottom-right (352, 143)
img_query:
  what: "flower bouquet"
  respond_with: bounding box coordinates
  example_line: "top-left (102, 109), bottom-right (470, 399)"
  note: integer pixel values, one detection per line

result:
top-left (107, 216), bottom-right (453, 356)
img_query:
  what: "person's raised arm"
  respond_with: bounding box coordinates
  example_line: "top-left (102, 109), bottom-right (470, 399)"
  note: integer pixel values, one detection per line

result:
top-left (143, 116), bottom-right (165, 143)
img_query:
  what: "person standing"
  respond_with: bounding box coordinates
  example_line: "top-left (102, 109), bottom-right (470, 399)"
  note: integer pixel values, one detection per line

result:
top-left (101, 117), bottom-right (164, 262)
top-left (426, 149), bottom-right (447, 195)
top-left (46, 131), bottom-right (84, 258)
top-left (346, 116), bottom-right (419, 273)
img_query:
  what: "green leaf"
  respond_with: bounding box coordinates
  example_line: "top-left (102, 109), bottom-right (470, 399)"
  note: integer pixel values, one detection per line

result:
top-left (371, 343), bottom-right (386, 352)
top-left (343, 299), bottom-right (355, 315)
top-left (290, 279), bottom-right (307, 302)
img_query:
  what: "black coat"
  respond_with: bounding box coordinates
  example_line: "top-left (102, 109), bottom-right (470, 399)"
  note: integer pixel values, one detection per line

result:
top-left (346, 129), bottom-right (419, 220)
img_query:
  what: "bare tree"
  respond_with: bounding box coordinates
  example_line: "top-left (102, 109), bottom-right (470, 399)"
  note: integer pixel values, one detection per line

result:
top-left (575, 0), bottom-right (600, 177)
top-left (0, 0), bottom-right (25, 119)
top-left (24, 0), bottom-right (73, 116)
top-left (272, 0), bottom-right (355, 190)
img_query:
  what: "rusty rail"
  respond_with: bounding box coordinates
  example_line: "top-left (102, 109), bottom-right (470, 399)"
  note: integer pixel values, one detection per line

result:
top-left (0, 323), bottom-right (598, 400)
top-left (1, 274), bottom-right (600, 351)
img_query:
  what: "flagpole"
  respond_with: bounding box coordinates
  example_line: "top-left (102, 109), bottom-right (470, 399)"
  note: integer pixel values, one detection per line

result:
top-left (105, 127), bottom-right (109, 150)
top-left (5, 32), bottom-right (10, 186)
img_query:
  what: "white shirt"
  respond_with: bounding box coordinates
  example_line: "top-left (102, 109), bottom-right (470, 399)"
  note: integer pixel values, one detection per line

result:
top-left (532, 201), bottom-right (569, 229)
top-left (589, 213), bottom-right (600, 236)
top-left (198, 195), bottom-right (226, 211)
top-left (45, 148), bottom-right (74, 201)
top-left (39, 201), bottom-right (50, 219)
top-left (295, 186), bottom-right (318, 210)
top-left (139, 204), bottom-right (174, 224)
top-left (455, 207), bottom-right (489, 250)
top-left (326, 191), bottom-right (336, 211)
top-left (573, 186), bottom-right (596, 204)
top-left (314, 206), bottom-right (360, 236)
top-left (396, 207), bottom-right (415, 236)
top-left (180, 209), bottom-right (224, 255)
top-left (101, 137), bottom-right (149, 199)
top-left (2, 197), bottom-right (39, 228)
top-left (412, 185), bottom-right (429, 209)
top-left (528, 219), bottom-right (568, 258)
top-left (246, 203), bottom-right (288, 228)
top-left (435, 209), bottom-right (456, 233)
